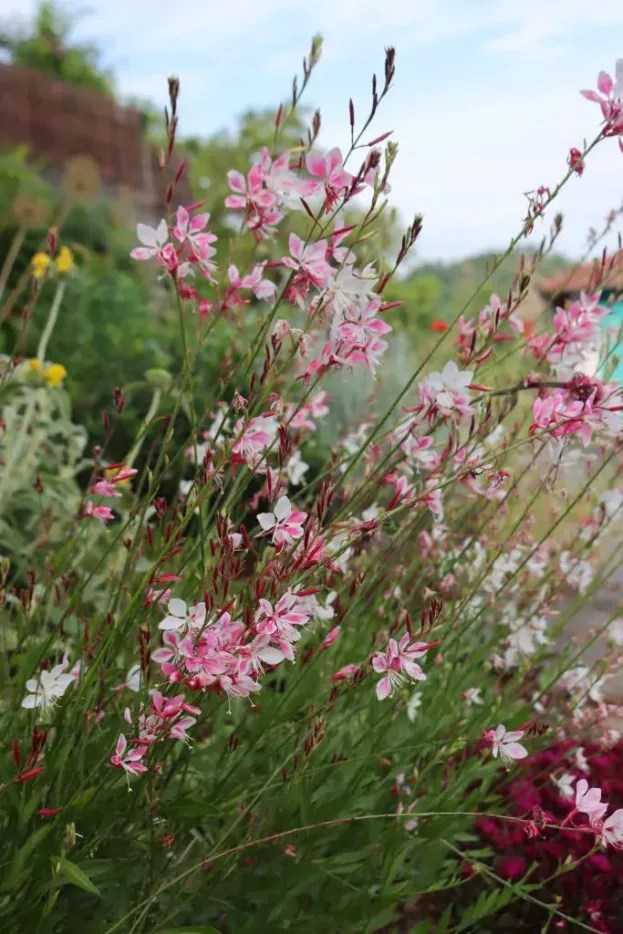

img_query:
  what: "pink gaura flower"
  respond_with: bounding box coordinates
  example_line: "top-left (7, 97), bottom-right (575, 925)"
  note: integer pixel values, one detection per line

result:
top-left (574, 778), bottom-right (608, 826)
top-left (172, 206), bottom-right (217, 253)
top-left (110, 734), bottom-right (148, 778)
top-left (242, 633), bottom-right (287, 674)
top-left (254, 593), bottom-right (310, 651)
top-left (228, 263), bottom-right (276, 301)
top-left (580, 68), bottom-right (623, 139)
top-left (257, 495), bottom-right (307, 547)
top-left (84, 501), bottom-right (115, 523)
top-left (108, 466), bottom-right (138, 484)
top-left (396, 798), bottom-right (419, 831)
top-left (321, 627), bottom-right (341, 650)
top-left (401, 431), bottom-right (439, 470)
top-left (421, 481), bottom-right (443, 519)
top-left (226, 166), bottom-right (276, 211)
top-left (486, 724), bottom-right (528, 765)
top-left (286, 390), bottom-right (330, 431)
top-left (282, 234), bottom-right (332, 289)
top-left (306, 147), bottom-right (353, 208)
top-left (257, 146), bottom-right (319, 201)
top-left (332, 663), bottom-right (360, 681)
top-left (145, 587), bottom-right (172, 606)
top-left (372, 635), bottom-right (432, 701)
top-left (231, 414), bottom-right (278, 471)
top-left (219, 659), bottom-right (261, 699)
top-left (90, 480), bottom-right (120, 498)
top-left (151, 690), bottom-right (200, 720)
top-left (169, 716), bottom-right (197, 744)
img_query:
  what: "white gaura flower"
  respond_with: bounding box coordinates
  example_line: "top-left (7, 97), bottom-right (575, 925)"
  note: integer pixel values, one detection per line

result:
top-left (361, 504), bottom-right (380, 523)
top-left (421, 361), bottom-right (473, 413)
top-left (319, 262), bottom-right (378, 318)
top-left (406, 691), bottom-right (423, 722)
top-left (313, 591), bottom-right (337, 622)
top-left (21, 664), bottom-right (76, 712)
top-left (286, 450), bottom-right (309, 486)
top-left (487, 724), bottom-right (528, 765)
top-left (608, 619), bottom-right (623, 646)
top-left (575, 747), bottom-right (590, 773)
top-left (125, 665), bottom-right (142, 693)
top-left (559, 552), bottom-right (593, 593)
top-left (551, 772), bottom-right (575, 800)
top-left (159, 598), bottom-right (207, 633)
top-left (462, 687), bottom-right (483, 706)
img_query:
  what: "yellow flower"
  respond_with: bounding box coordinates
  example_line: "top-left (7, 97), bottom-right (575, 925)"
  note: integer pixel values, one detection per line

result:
top-left (31, 252), bottom-right (52, 280)
top-left (55, 246), bottom-right (75, 276)
top-left (44, 363), bottom-right (67, 388)
top-left (27, 359), bottom-right (42, 373)
top-left (104, 467), bottom-right (130, 489)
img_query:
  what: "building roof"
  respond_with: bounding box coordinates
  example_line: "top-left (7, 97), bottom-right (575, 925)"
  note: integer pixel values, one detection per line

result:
top-left (539, 253), bottom-right (623, 297)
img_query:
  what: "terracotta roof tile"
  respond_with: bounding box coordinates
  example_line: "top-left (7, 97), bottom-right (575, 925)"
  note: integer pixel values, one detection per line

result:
top-left (539, 253), bottom-right (623, 295)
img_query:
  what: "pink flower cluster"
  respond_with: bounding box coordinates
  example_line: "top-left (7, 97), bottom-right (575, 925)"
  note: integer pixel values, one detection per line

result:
top-left (111, 689), bottom-right (200, 781)
top-left (528, 291), bottom-right (610, 371)
top-left (131, 207), bottom-right (218, 285)
top-left (531, 375), bottom-right (623, 447)
top-left (372, 634), bottom-right (435, 700)
top-left (412, 361), bottom-right (475, 424)
top-left (83, 465), bottom-right (137, 524)
top-left (151, 589), bottom-right (321, 698)
top-left (225, 145), bottom-right (362, 240)
top-left (112, 584), bottom-right (336, 781)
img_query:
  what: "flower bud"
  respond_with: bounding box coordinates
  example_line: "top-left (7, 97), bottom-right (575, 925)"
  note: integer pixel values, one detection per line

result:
top-left (145, 369), bottom-right (173, 391)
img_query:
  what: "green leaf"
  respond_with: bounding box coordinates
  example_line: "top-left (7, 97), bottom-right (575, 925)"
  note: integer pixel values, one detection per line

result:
top-left (4, 827), bottom-right (51, 891)
top-left (54, 857), bottom-right (101, 897)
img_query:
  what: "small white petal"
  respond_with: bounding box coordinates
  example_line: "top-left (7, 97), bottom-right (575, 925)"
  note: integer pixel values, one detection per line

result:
top-left (435, 390), bottom-right (455, 409)
top-left (167, 598), bottom-right (187, 618)
top-left (274, 496), bottom-right (291, 521)
top-left (137, 223), bottom-right (159, 247)
top-left (259, 647), bottom-right (285, 665)
top-left (159, 616), bottom-right (183, 631)
top-left (155, 218), bottom-right (168, 244)
top-left (257, 512), bottom-right (276, 531)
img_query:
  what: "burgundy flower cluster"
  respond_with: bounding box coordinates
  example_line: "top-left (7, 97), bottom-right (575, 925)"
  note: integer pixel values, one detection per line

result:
top-left (475, 739), bottom-right (623, 932)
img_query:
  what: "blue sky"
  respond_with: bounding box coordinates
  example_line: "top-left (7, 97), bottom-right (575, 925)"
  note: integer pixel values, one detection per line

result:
top-left (2, 0), bottom-right (623, 260)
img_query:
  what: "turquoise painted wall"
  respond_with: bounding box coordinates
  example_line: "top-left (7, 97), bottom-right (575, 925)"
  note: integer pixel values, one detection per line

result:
top-left (601, 300), bottom-right (623, 381)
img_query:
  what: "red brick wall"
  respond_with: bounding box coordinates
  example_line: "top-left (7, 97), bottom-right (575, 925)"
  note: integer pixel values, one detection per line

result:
top-left (0, 63), bottom-right (192, 215)
top-left (0, 63), bottom-right (146, 188)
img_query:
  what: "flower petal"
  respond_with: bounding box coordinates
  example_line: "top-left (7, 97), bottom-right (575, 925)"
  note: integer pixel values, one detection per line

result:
top-left (274, 496), bottom-right (292, 521)
top-left (168, 598), bottom-right (187, 618)
top-left (257, 512), bottom-right (276, 531)
top-left (376, 676), bottom-right (391, 700)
